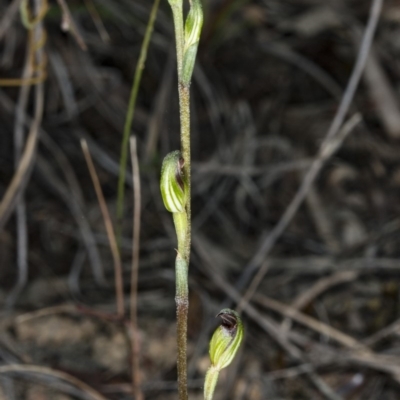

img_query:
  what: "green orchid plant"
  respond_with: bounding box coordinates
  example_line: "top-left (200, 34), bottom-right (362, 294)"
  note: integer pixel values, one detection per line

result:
top-left (160, 1), bottom-right (203, 399)
top-left (161, 2), bottom-right (244, 400)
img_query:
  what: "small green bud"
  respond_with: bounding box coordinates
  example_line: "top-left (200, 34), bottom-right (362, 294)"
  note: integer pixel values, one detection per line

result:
top-left (209, 309), bottom-right (244, 371)
top-left (160, 151), bottom-right (188, 213)
top-left (182, 0), bottom-right (203, 84)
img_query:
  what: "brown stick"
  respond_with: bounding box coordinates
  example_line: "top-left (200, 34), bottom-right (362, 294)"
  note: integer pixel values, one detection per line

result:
top-left (82, 0), bottom-right (110, 43)
top-left (81, 139), bottom-right (125, 318)
top-left (55, 0), bottom-right (87, 50)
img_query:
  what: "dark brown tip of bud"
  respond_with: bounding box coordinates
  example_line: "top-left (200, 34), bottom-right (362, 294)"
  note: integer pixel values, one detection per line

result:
top-left (217, 310), bottom-right (238, 333)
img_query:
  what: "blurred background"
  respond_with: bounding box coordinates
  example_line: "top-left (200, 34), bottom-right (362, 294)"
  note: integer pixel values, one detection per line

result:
top-left (1, 0), bottom-right (400, 398)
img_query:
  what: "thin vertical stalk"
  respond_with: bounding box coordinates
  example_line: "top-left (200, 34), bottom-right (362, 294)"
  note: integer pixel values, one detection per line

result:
top-left (204, 367), bottom-right (219, 400)
top-left (129, 136), bottom-right (143, 400)
top-left (117, 0), bottom-right (160, 239)
top-left (178, 83), bottom-right (191, 265)
top-left (167, 1), bottom-right (202, 398)
top-left (175, 253), bottom-right (189, 400)
top-left (176, 85), bottom-right (191, 400)
top-left (174, 77), bottom-right (191, 400)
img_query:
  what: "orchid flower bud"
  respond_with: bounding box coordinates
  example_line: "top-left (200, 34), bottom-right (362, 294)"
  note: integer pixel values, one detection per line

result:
top-left (160, 151), bottom-right (187, 213)
top-left (204, 309), bottom-right (244, 400)
top-left (209, 309), bottom-right (244, 370)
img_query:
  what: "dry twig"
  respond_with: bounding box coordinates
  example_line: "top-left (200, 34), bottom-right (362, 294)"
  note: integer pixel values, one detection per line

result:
top-left (55, 0), bottom-right (87, 50)
top-left (81, 139), bottom-right (125, 318)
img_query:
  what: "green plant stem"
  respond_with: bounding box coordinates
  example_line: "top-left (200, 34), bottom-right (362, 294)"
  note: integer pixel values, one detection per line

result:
top-left (173, 211), bottom-right (188, 256)
top-left (117, 0), bottom-right (160, 238)
top-left (174, 75), bottom-right (191, 400)
top-left (169, 2), bottom-right (184, 78)
top-left (169, 4), bottom-right (194, 400)
top-left (175, 253), bottom-right (189, 400)
top-left (204, 366), bottom-right (220, 400)
top-left (178, 83), bottom-right (191, 265)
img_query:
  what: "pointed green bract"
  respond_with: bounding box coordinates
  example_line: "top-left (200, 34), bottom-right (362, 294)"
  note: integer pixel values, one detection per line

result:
top-left (184, 0), bottom-right (203, 53)
top-left (182, 0), bottom-right (203, 84)
top-left (160, 150), bottom-right (188, 213)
